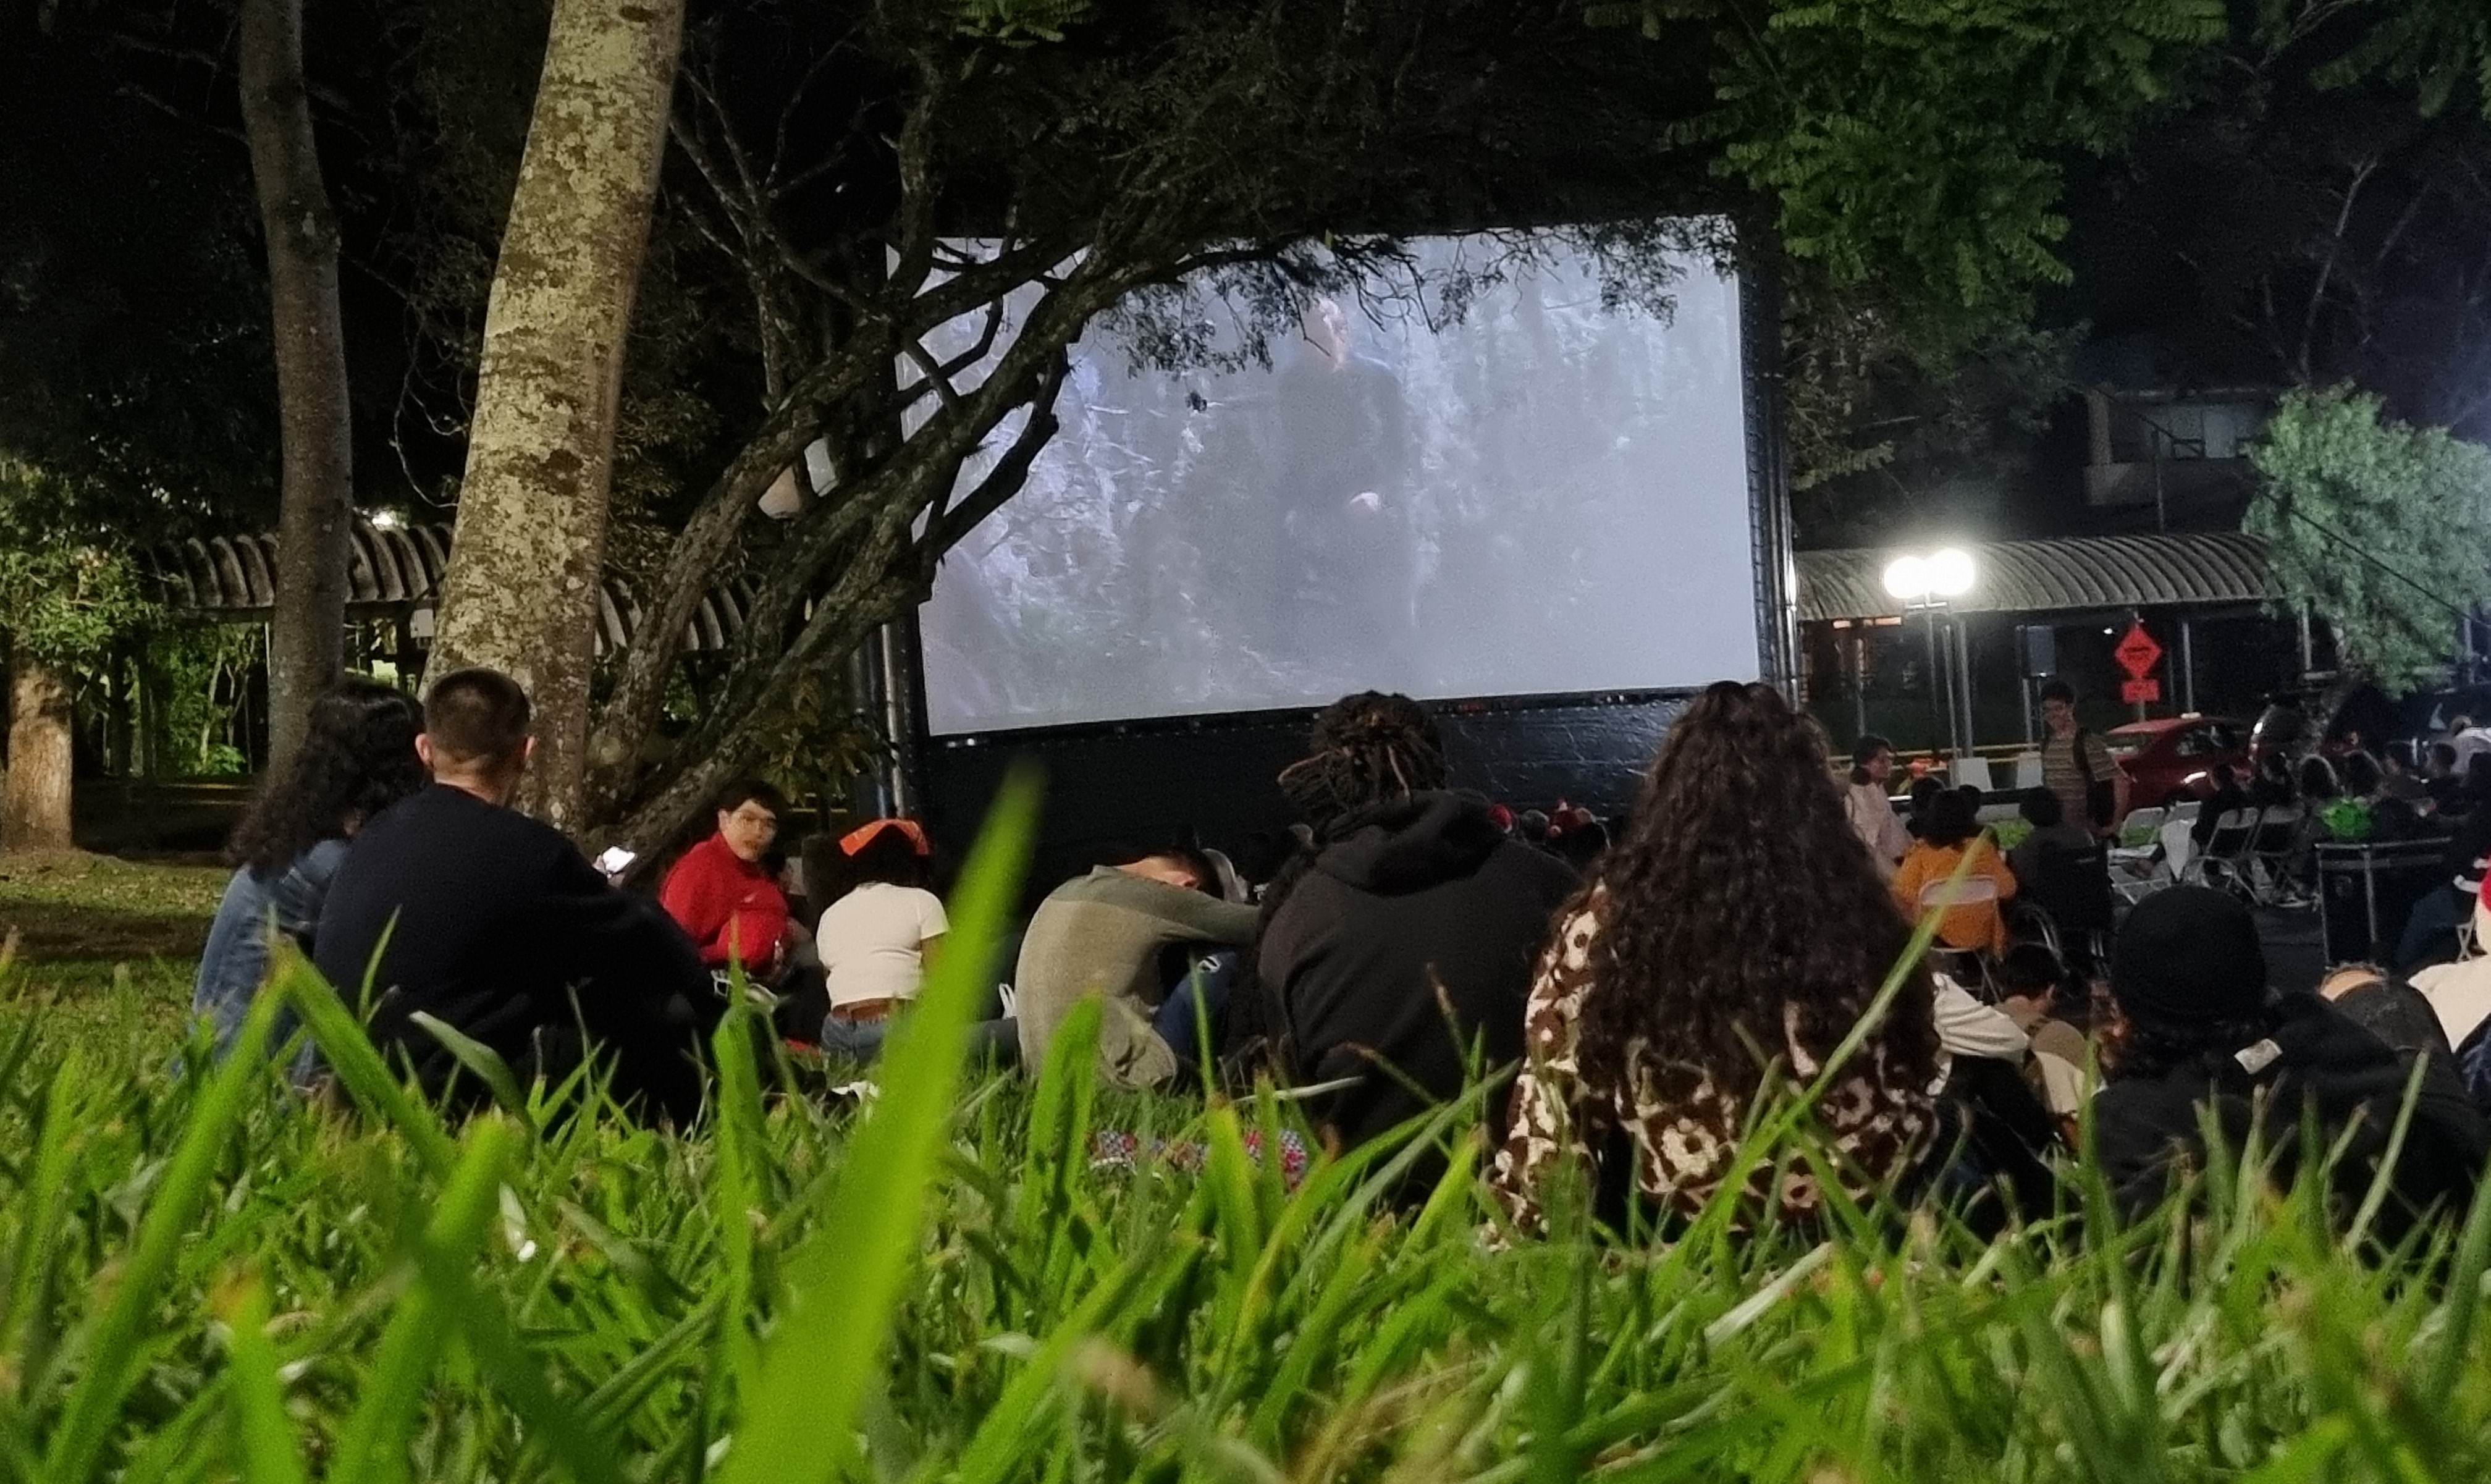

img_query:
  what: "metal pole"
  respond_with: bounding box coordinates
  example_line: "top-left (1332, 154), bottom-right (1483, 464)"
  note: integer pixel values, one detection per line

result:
top-left (1957, 617), bottom-right (1977, 756)
top-left (1924, 605), bottom-right (1944, 757)
top-left (1851, 631), bottom-right (1868, 741)
top-left (1938, 605), bottom-right (1962, 759)
top-left (2179, 617), bottom-right (2197, 714)
top-left (2299, 605), bottom-right (2316, 680)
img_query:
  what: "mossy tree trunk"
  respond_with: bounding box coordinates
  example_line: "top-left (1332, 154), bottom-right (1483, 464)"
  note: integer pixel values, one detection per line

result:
top-left (2, 652), bottom-right (74, 851)
top-left (427, 0), bottom-right (687, 833)
top-left (240, 0), bottom-right (356, 775)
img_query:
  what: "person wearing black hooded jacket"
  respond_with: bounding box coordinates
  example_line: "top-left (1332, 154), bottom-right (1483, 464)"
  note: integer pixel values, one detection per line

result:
top-left (1246, 694), bottom-right (1578, 1155)
top-left (2093, 886), bottom-right (2486, 1237)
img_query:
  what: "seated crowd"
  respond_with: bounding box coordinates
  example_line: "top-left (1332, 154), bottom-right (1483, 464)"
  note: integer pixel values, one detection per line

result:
top-left (190, 668), bottom-right (2491, 1241)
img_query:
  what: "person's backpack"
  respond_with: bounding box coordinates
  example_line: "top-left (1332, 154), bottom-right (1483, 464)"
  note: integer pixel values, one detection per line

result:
top-left (2068, 729), bottom-right (2118, 828)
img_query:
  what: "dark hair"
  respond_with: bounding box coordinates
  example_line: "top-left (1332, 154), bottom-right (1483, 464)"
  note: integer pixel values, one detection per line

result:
top-left (1849, 733), bottom-right (1892, 784)
top-left (1918, 788), bottom-right (1981, 848)
top-left (1956, 782), bottom-right (1984, 808)
top-left (1275, 691), bottom-right (1448, 832)
top-left (2102, 1000), bottom-right (2277, 1083)
top-left (2210, 761), bottom-right (2238, 788)
top-left (2385, 740), bottom-right (2416, 772)
top-left (1569, 681), bottom-right (1941, 1110)
top-left (2339, 750), bottom-right (2383, 798)
top-left (716, 778), bottom-right (788, 820)
top-left (423, 667), bottom-right (531, 767)
top-left (2432, 741), bottom-right (2459, 771)
top-left (1126, 842), bottom-right (1222, 896)
top-left (2038, 679), bottom-right (2076, 706)
top-left (2297, 754), bottom-right (2340, 802)
top-left (227, 679), bottom-right (428, 876)
top-left (846, 824), bottom-right (930, 889)
top-left (2018, 786), bottom-right (2063, 828)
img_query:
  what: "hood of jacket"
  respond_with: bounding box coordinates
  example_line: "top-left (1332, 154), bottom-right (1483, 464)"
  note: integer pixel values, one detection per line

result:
top-left (1313, 791), bottom-right (1507, 894)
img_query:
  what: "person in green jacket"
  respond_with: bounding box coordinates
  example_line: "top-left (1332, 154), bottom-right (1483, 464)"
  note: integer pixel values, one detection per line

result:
top-left (1013, 846), bottom-right (1258, 1087)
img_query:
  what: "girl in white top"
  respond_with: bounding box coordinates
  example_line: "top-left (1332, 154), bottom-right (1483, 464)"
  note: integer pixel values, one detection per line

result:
top-left (816, 819), bottom-right (948, 1010)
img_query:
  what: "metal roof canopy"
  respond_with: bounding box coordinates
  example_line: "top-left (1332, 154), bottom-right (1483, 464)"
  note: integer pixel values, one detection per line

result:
top-left (1795, 532), bottom-right (2275, 625)
top-left (145, 524), bottom-right (756, 655)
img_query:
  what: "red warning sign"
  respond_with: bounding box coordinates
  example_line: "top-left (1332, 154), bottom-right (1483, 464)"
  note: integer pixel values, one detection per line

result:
top-left (2122, 679), bottom-right (2162, 705)
top-left (2114, 623), bottom-right (2164, 680)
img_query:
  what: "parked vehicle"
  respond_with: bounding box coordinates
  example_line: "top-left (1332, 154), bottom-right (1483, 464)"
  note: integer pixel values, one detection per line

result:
top-left (2107, 715), bottom-right (2252, 806)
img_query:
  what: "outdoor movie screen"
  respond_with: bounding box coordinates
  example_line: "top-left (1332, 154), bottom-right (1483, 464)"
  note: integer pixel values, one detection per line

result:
top-left (917, 229), bottom-right (1758, 735)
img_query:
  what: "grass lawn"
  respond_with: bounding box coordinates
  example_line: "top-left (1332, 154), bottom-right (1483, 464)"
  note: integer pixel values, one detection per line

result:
top-left (0, 851), bottom-right (222, 1060)
top-left (0, 828), bottom-right (2486, 1481)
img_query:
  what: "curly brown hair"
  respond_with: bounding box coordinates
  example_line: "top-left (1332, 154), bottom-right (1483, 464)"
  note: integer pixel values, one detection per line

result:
top-left (1571, 680), bottom-right (1941, 1105)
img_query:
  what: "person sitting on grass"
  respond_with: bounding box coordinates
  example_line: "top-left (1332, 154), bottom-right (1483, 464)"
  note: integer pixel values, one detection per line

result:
top-left (313, 667), bottom-right (717, 1123)
top-left (1890, 789), bottom-right (2018, 956)
top-left (659, 779), bottom-right (802, 981)
top-left (1239, 691), bottom-right (1579, 1158)
top-left (809, 818), bottom-right (948, 1063)
top-left (193, 678), bottom-right (430, 1071)
top-left (1013, 841), bottom-right (1258, 1088)
top-left (1490, 681), bottom-right (1942, 1235)
top-left (2091, 886), bottom-right (2485, 1236)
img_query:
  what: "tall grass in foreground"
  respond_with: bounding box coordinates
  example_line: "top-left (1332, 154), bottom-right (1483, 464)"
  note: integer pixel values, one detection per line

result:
top-left (0, 777), bottom-right (2485, 1481)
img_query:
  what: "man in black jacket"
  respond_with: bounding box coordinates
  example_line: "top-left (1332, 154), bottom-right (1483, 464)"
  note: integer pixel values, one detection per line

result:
top-left (314, 668), bottom-right (717, 1121)
top-left (2094, 886), bottom-right (2485, 1237)
top-left (1252, 693), bottom-right (1579, 1160)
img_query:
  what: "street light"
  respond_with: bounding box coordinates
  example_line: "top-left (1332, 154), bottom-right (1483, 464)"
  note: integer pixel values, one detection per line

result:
top-left (1883, 547), bottom-right (1979, 761)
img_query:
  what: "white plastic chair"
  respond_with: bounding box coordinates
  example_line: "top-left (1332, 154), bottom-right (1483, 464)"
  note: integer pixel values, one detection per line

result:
top-left (1916, 877), bottom-right (2002, 996)
top-left (1952, 756), bottom-right (1995, 794)
top-left (2011, 754), bottom-right (2045, 791)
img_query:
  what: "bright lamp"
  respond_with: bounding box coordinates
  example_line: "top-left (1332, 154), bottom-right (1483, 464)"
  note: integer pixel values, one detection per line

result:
top-left (1882, 555), bottom-right (1928, 601)
top-left (1927, 547), bottom-right (1976, 598)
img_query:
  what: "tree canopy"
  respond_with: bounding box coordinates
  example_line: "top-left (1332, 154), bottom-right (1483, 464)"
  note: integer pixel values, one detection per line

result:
top-left (2246, 386), bottom-right (2491, 691)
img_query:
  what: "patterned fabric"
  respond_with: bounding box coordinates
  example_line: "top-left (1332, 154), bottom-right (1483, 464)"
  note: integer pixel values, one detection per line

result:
top-left (2040, 730), bottom-right (2116, 829)
top-left (1490, 898), bottom-right (1937, 1234)
top-left (1090, 1128), bottom-right (1312, 1189)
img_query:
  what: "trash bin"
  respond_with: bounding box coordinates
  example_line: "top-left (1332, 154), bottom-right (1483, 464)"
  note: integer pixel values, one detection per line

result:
top-left (2317, 840), bottom-right (2447, 964)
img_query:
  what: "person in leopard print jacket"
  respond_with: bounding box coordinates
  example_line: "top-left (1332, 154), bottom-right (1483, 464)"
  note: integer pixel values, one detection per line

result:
top-left (1490, 681), bottom-right (1944, 1234)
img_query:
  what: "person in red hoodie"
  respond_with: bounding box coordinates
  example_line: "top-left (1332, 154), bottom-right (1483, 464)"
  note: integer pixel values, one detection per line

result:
top-left (660, 780), bottom-right (799, 977)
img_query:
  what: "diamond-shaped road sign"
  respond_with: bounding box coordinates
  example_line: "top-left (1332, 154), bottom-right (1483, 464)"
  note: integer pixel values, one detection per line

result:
top-left (2114, 623), bottom-right (2164, 680)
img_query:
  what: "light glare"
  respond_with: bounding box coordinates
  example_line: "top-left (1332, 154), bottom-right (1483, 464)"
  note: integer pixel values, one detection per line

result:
top-left (1928, 547), bottom-right (1976, 597)
top-left (1882, 555), bottom-right (1928, 601)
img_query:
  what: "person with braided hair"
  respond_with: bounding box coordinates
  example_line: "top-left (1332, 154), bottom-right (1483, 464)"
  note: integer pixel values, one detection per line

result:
top-left (1244, 693), bottom-right (1579, 1163)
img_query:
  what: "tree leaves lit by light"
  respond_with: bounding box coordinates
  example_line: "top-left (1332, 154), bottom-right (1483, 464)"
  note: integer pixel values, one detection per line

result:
top-left (2246, 386), bottom-right (2491, 690)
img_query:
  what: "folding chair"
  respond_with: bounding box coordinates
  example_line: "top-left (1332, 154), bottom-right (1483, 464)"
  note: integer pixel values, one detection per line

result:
top-left (2246, 804), bottom-right (2311, 906)
top-left (2181, 807), bottom-right (2260, 896)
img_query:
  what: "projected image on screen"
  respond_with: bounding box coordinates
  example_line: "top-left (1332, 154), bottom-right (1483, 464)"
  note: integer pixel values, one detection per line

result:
top-left (919, 233), bottom-right (1755, 735)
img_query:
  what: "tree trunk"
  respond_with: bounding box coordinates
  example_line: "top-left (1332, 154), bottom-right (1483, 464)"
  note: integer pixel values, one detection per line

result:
top-left (239, 0), bottom-right (356, 775)
top-left (426, 0), bottom-right (687, 833)
top-left (2, 653), bottom-right (75, 852)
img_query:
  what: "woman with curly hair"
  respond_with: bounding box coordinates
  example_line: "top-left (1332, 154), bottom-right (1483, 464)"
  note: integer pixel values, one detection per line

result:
top-left (1241, 691), bottom-right (1577, 1157)
top-left (192, 678), bottom-right (428, 1066)
top-left (1490, 680), bottom-right (1944, 1234)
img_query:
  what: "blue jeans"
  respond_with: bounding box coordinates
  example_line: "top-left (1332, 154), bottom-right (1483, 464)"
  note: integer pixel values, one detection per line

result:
top-left (1153, 950), bottom-right (1239, 1076)
top-left (816, 1008), bottom-right (1020, 1068)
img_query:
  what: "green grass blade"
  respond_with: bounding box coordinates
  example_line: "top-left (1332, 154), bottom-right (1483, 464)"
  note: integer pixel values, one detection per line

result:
top-left (715, 765), bottom-right (1041, 1484)
top-left (272, 950), bottom-right (458, 1179)
top-left (408, 1010), bottom-right (534, 1129)
top-left (43, 984), bottom-right (283, 1484)
top-left (214, 1273), bottom-right (308, 1484)
top-left (326, 1115), bottom-right (518, 1484)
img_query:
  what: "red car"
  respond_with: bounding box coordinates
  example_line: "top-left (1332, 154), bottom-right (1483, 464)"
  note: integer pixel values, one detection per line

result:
top-left (2105, 715), bottom-right (2253, 807)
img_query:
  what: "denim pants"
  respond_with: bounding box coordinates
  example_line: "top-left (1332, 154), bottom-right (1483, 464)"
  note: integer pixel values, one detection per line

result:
top-left (816, 1006), bottom-right (1021, 1068)
top-left (1153, 950), bottom-right (1239, 1075)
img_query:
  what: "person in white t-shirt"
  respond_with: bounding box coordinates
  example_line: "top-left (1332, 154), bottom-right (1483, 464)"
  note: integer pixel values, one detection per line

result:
top-left (814, 819), bottom-right (948, 1063)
